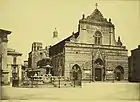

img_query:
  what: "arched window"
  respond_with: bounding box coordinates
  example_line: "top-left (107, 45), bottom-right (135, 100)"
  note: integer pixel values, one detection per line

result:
top-left (72, 64), bottom-right (81, 72)
top-left (94, 58), bottom-right (104, 65)
top-left (94, 31), bottom-right (102, 45)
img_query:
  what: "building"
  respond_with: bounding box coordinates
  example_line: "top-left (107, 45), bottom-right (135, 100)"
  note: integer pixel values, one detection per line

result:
top-left (0, 29), bottom-right (11, 85)
top-left (23, 60), bottom-right (28, 68)
top-left (28, 42), bottom-right (53, 77)
top-left (128, 45), bottom-right (140, 82)
top-left (28, 42), bottom-right (50, 69)
top-left (7, 48), bottom-right (22, 86)
top-left (28, 42), bottom-right (48, 69)
top-left (49, 5), bottom-right (128, 81)
top-left (21, 60), bottom-right (28, 81)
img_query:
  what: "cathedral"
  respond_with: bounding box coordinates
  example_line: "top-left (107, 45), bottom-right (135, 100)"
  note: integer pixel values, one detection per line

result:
top-left (49, 5), bottom-right (128, 81)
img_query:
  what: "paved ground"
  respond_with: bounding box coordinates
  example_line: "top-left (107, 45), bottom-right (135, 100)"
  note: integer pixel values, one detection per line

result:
top-left (1, 82), bottom-right (140, 101)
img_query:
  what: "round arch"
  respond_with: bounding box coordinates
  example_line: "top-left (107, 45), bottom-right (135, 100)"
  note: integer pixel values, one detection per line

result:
top-left (94, 30), bottom-right (102, 36)
top-left (114, 66), bottom-right (124, 81)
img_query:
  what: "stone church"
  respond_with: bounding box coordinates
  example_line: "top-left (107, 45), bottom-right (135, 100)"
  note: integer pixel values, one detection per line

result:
top-left (49, 6), bottom-right (128, 81)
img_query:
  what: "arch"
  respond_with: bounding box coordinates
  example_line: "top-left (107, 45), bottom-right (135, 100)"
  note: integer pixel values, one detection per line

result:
top-left (94, 58), bottom-right (104, 65)
top-left (72, 64), bottom-right (82, 72)
top-left (70, 64), bottom-right (82, 86)
top-left (94, 30), bottom-right (102, 45)
top-left (114, 66), bottom-right (124, 81)
top-left (93, 58), bottom-right (105, 81)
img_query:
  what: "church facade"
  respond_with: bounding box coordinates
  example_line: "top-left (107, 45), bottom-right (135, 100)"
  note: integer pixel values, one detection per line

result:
top-left (49, 7), bottom-right (128, 81)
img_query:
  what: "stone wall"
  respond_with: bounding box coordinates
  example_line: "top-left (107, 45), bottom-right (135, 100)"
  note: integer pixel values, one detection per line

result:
top-left (0, 36), bottom-right (9, 84)
top-left (64, 46), bottom-right (92, 80)
top-left (129, 46), bottom-right (140, 82)
top-left (0, 29), bottom-right (11, 85)
top-left (7, 55), bottom-right (22, 85)
top-left (77, 23), bottom-right (116, 46)
top-left (104, 49), bottom-right (128, 80)
top-left (52, 52), bottom-right (65, 76)
top-left (64, 42), bottom-right (128, 81)
top-left (29, 50), bottom-right (47, 68)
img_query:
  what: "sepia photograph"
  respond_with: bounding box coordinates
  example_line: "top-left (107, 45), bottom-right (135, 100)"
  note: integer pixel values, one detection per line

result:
top-left (0, 0), bottom-right (140, 102)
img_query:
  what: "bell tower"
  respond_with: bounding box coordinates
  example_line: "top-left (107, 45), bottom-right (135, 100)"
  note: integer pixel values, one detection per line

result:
top-left (52, 28), bottom-right (59, 45)
top-left (32, 42), bottom-right (43, 51)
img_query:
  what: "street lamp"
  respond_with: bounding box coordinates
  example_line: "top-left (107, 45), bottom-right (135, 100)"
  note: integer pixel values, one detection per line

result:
top-left (112, 69), bottom-right (115, 83)
top-left (103, 53), bottom-right (107, 82)
top-left (0, 54), bottom-right (3, 74)
top-left (58, 76), bottom-right (61, 88)
top-left (0, 54), bottom-right (2, 75)
top-left (30, 68), bottom-right (34, 88)
top-left (139, 83), bottom-right (140, 100)
top-left (0, 54), bottom-right (3, 85)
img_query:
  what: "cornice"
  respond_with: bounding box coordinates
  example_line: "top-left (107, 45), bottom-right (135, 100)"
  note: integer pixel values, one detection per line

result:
top-left (79, 19), bottom-right (114, 28)
top-left (65, 42), bottom-right (128, 51)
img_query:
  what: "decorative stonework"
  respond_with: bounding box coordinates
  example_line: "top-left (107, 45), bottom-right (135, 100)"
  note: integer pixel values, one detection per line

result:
top-left (50, 6), bottom-right (128, 81)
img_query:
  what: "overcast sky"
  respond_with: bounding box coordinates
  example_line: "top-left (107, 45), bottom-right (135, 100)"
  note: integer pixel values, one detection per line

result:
top-left (0, 0), bottom-right (140, 61)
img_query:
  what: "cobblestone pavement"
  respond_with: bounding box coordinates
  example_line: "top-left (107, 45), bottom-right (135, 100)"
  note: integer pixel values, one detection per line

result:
top-left (1, 82), bottom-right (140, 101)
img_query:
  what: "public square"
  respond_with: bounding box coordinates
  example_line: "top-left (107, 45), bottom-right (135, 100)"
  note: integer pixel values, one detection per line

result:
top-left (1, 82), bottom-right (140, 101)
top-left (0, 1), bottom-right (140, 102)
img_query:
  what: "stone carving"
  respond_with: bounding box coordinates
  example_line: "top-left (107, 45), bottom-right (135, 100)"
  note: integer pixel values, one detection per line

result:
top-left (93, 49), bottom-right (104, 61)
top-left (116, 36), bottom-right (123, 46)
top-left (70, 32), bottom-right (76, 42)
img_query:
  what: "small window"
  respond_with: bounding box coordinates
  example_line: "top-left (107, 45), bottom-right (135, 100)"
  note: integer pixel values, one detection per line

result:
top-left (33, 46), bottom-right (36, 51)
top-left (37, 46), bottom-right (40, 50)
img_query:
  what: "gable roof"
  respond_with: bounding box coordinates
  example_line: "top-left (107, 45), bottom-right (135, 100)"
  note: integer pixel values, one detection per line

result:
top-left (79, 8), bottom-right (114, 27)
top-left (88, 8), bottom-right (104, 21)
top-left (50, 32), bottom-right (79, 48)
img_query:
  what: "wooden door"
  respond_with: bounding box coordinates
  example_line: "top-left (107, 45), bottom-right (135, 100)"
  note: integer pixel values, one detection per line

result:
top-left (95, 69), bottom-right (102, 81)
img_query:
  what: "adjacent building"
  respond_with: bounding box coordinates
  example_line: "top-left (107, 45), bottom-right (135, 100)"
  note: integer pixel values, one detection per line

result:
top-left (0, 29), bottom-right (11, 85)
top-left (49, 6), bottom-right (128, 81)
top-left (28, 42), bottom-right (47, 69)
top-left (21, 60), bottom-right (28, 81)
top-left (128, 45), bottom-right (140, 82)
top-left (28, 42), bottom-right (50, 69)
top-left (7, 48), bottom-right (22, 86)
top-left (28, 42), bottom-right (53, 77)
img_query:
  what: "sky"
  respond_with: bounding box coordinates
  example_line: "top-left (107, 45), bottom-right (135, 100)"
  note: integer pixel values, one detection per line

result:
top-left (0, 0), bottom-right (140, 61)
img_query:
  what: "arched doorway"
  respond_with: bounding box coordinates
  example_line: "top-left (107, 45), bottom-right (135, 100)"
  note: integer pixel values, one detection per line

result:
top-left (114, 66), bottom-right (124, 81)
top-left (70, 64), bottom-right (82, 86)
top-left (94, 58), bottom-right (104, 81)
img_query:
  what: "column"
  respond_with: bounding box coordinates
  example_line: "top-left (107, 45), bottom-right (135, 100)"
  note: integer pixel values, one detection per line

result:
top-left (0, 29), bottom-right (11, 84)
